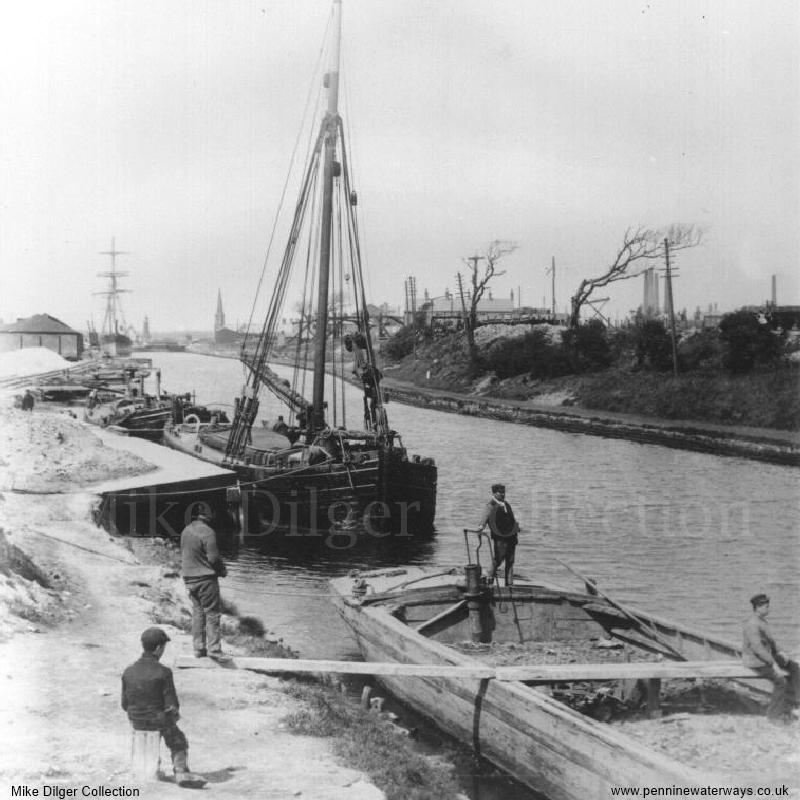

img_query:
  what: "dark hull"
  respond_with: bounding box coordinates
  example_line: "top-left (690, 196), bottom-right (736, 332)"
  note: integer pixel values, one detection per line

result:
top-left (236, 449), bottom-right (437, 538)
top-left (87, 405), bottom-right (171, 442)
top-left (164, 425), bottom-right (437, 539)
top-left (100, 333), bottom-right (133, 356)
top-left (116, 408), bottom-right (172, 442)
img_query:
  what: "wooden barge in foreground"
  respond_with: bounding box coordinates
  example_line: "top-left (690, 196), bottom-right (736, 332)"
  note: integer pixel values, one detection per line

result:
top-left (329, 562), bottom-right (768, 799)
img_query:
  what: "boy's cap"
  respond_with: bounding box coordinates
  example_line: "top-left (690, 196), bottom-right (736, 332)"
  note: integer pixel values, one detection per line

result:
top-left (141, 627), bottom-right (170, 649)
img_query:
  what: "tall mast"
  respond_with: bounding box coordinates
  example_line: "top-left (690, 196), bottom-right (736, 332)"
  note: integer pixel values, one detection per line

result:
top-left (311, 0), bottom-right (342, 431)
top-left (95, 236), bottom-right (130, 338)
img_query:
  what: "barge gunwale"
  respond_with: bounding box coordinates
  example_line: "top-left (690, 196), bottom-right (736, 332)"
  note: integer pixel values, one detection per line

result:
top-left (330, 568), bottom-right (746, 799)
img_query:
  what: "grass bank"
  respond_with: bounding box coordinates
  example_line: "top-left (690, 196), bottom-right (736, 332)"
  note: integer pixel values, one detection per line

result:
top-left (282, 684), bottom-right (465, 800)
top-left (383, 335), bottom-right (800, 431)
top-left (567, 368), bottom-right (800, 430)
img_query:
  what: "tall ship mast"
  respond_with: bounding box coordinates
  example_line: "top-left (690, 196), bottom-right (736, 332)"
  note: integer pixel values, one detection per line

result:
top-left (165, 0), bottom-right (437, 538)
top-left (94, 237), bottom-right (133, 356)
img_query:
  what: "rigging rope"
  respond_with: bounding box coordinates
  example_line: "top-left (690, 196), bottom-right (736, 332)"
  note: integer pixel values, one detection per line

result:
top-left (244, 12), bottom-right (331, 339)
top-left (24, 528), bottom-right (139, 563)
top-left (227, 127), bottom-right (326, 460)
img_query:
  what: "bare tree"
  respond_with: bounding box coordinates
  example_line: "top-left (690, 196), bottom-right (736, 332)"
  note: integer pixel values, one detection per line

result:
top-left (460, 239), bottom-right (517, 364)
top-left (569, 225), bottom-right (702, 328)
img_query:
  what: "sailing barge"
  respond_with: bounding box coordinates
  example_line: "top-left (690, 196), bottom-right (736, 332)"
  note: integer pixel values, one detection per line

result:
top-left (330, 560), bottom-right (771, 799)
top-left (164, 0), bottom-right (437, 536)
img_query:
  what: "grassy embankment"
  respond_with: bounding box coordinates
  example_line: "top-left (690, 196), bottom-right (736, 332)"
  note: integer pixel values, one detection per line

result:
top-left (383, 334), bottom-right (800, 431)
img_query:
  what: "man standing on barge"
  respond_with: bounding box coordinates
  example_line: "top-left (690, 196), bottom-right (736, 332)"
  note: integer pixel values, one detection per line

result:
top-left (742, 593), bottom-right (800, 720)
top-left (478, 483), bottom-right (520, 587)
top-left (181, 508), bottom-right (230, 662)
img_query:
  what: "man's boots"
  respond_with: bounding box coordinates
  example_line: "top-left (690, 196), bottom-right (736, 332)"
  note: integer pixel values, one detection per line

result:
top-left (172, 750), bottom-right (206, 789)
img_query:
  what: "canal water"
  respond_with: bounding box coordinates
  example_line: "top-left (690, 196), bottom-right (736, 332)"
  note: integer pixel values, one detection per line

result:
top-left (152, 351), bottom-right (799, 797)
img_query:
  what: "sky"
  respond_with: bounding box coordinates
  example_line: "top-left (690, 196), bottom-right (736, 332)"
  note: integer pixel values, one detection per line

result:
top-left (0, 0), bottom-right (797, 335)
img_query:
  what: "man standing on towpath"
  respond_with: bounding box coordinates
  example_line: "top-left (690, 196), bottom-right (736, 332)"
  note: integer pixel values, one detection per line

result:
top-left (181, 508), bottom-right (230, 662)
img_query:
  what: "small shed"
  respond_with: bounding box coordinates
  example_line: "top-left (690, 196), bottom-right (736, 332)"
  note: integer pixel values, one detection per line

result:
top-left (0, 314), bottom-right (84, 360)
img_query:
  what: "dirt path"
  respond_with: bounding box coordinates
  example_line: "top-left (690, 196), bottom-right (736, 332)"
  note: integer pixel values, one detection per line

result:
top-left (0, 411), bottom-right (383, 799)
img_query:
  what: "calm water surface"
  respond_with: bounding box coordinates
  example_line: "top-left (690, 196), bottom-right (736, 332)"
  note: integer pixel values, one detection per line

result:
top-left (153, 352), bottom-right (800, 653)
top-left (150, 351), bottom-right (798, 799)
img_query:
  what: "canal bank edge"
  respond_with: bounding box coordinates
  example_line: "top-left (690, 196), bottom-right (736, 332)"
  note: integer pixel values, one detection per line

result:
top-left (380, 378), bottom-right (800, 467)
top-left (183, 349), bottom-right (799, 465)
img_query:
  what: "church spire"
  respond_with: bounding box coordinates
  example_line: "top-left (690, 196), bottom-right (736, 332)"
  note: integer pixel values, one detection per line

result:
top-left (215, 289), bottom-right (225, 331)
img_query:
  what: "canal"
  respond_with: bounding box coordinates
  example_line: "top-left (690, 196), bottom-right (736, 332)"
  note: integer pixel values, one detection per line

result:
top-left (152, 351), bottom-right (799, 796)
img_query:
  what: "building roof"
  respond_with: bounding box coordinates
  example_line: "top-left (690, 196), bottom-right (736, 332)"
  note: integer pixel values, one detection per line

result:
top-left (476, 298), bottom-right (515, 313)
top-left (0, 314), bottom-right (81, 335)
top-left (423, 295), bottom-right (518, 315)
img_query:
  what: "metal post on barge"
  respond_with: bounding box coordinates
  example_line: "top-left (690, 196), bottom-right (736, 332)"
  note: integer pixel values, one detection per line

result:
top-left (463, 529), bottom-right (491, 643)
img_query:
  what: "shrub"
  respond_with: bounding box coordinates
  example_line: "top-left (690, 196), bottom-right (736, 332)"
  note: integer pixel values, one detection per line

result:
top-left (678, 328), bottom-right (722, 371)
top-left (634, 319), bottom-right (673, 371)
top-left (382, 325), bottom-right (415, 361)
top-left (562, 320), bottom-right (612, 372)
top-left (382, 314), bottom-right (429, 362)
top-left (607, 325), bottom-right (638, 365)
top-left (718, 310), bottom-right (783, 373)
top-left (486, 329), bottom-right (571, 379)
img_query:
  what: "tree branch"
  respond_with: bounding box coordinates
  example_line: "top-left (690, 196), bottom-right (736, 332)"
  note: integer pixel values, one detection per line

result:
top-left (569, 225), bottom-right (702, 327)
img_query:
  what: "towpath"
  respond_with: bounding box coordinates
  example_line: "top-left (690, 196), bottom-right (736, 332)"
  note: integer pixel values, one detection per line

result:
top-left (380, 376), bottom-right (800, 462)
top-left (0, 491), bottom-right (382, 799)
top-left (0, 408), bottom-right (383, 800)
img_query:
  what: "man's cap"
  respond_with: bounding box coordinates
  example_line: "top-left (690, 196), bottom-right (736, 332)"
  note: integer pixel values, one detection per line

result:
top-left (491, 483), bottom-right (506, 494)
top-left (141, 627), bottom-right (171, 649)
top-left (750, 593), bottom-right (770, 608)
top-left (194, 507), bottom-right (213, 520)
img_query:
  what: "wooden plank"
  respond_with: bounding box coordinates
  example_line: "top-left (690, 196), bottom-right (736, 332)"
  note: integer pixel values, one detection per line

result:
top-left (175, 655), bottom-right (495, 678)
top-left (177, 654), bottom-right (762, 682)
top-left (414, 599), bottom-right (469, 636)
top-left (496, 660), bottom-right (762, 682)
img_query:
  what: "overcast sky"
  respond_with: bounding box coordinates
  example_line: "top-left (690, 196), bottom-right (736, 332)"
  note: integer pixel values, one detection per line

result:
top-left (1, 0), bottom-right (797, 334)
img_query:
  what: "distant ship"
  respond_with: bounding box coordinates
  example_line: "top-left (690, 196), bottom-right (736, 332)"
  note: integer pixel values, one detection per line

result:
top-left (92, 238), bottom-right (134, 357)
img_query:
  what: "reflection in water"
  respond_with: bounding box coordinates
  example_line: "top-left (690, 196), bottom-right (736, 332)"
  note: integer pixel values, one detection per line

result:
top-left (151, 352), bottom-right (798, 800)
top-left (154, 352), bottom-right (799, 655)
top-left (155, 353), bottom-right (800, 652)
top-left (228, 528), bottom-right (439, 572)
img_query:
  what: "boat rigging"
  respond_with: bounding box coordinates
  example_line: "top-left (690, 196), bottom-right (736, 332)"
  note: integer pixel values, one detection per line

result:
top-left (165, 0), bottom-right (437, 537)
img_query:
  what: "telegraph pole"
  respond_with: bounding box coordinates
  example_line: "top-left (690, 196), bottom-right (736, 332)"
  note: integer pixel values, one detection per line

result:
top-left (455, 272), bottom-right (469, 332)
top-left (405, 276), bottom-right (418, 360)
top-left (545, 256), bottom-right (556, 317)
top-left (664, 239), bottom-right (679, 377)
